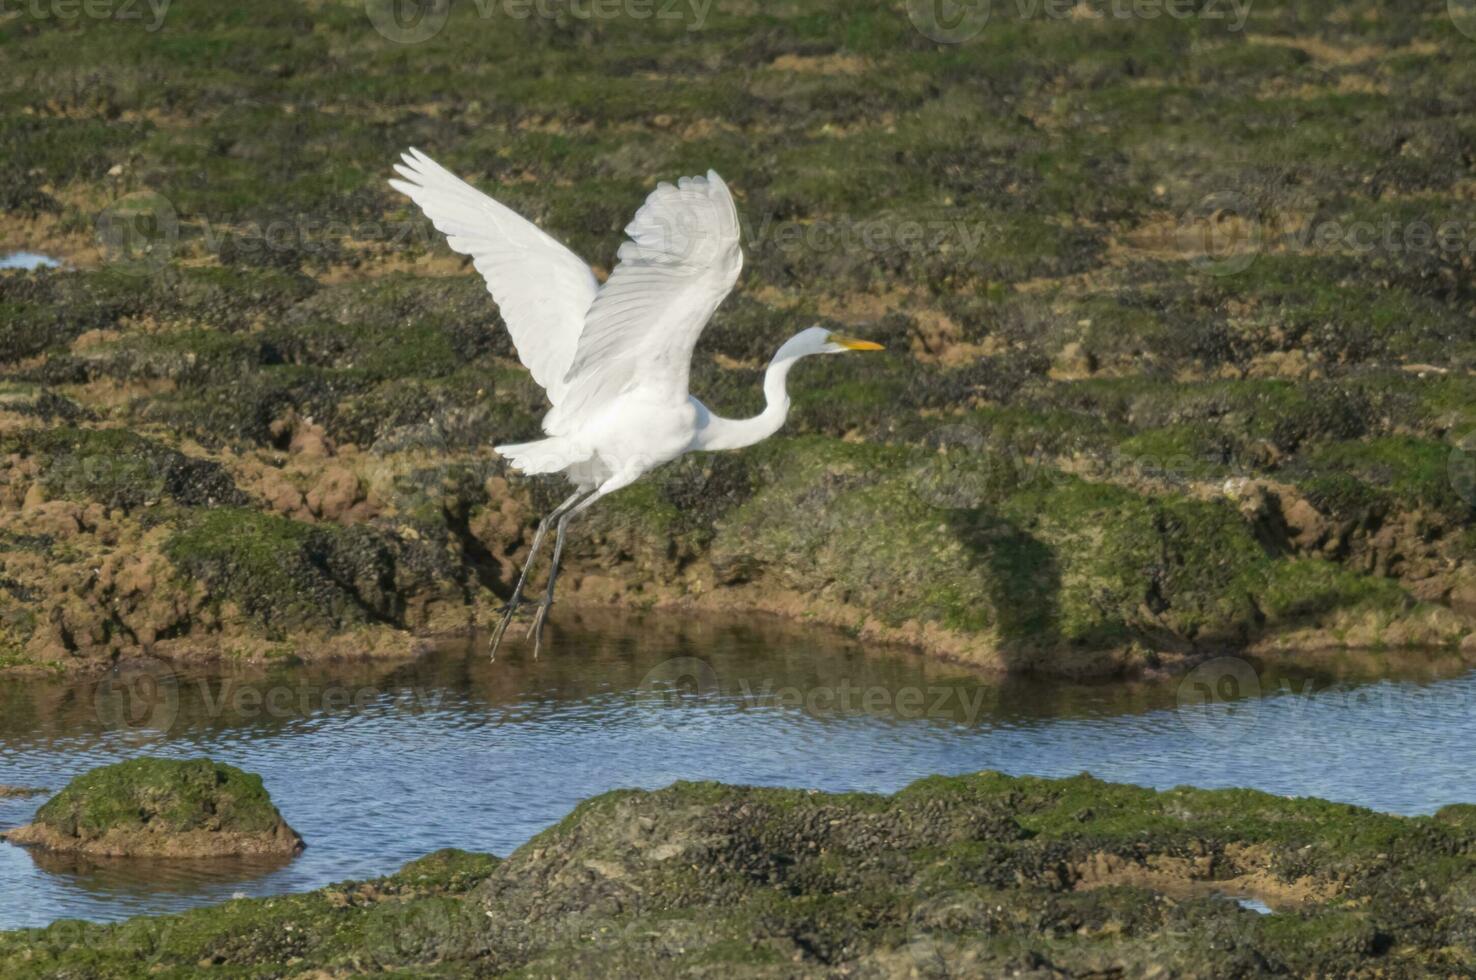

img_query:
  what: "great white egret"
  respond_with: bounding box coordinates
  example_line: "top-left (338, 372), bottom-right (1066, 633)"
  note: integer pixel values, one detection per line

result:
top-left (390, 148), bottom-right (883, 657)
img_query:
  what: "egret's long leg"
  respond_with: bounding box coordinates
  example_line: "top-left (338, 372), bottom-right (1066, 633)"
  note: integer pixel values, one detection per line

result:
top-left (525, 504), bottom-right (579, 658)
top-left (488, 490), bottom-right (585, 660)
top-left (526, 473), bottom-right (636, 656)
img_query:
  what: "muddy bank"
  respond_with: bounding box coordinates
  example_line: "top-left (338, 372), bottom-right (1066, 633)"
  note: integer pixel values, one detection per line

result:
top-left (3, 0), bottom-right (1476, 677)
top-left (4, 771), bottom-right (1476, 976)
top-left (0, 408), bottom-right (1470, 678)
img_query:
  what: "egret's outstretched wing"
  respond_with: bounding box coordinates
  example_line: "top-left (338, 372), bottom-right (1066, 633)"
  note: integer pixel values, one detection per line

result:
top-left (389, 148), bottom-right (598, 404)
top-left (545, 171), bottom-right (742, 435)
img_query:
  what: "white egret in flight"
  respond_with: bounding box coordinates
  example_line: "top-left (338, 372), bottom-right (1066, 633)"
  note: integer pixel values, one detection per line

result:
top-left (390, 148), bottom-right (883, 657)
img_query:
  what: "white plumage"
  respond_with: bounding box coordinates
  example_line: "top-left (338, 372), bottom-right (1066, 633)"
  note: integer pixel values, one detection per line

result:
top-left (390, 148), bottom-right (882, 656)
top-left (390, 148), bottom-right (596, 404)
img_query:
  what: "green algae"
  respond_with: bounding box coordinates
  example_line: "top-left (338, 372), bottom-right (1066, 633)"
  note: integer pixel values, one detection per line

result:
top-left (162, 507), bottom-right (469, 637)
top-left (573, 429), bottom-right (1447, 668)
top-left (0, 0), bottom-right (1473, 673)
top-left (163, 507), bottom-right (336, 633)
top-left (1305, 436), bottom-right (1471, 519)
top-left (6, 771), bottom-right (1476, 977)
top-left (1258, 557), bottom-right (1410, 625)
top-left (0, 427), bottom-right (245, 512)
top-left (700, 439), bottom-right (1266, 651)
top-left (29, 758), bottom-right (285, 841)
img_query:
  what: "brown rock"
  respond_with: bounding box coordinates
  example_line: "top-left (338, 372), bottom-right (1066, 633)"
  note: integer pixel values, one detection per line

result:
top-left (27, 501), bottom-right (83, 537)
top-left (4, 820), bottom-right (304, 859)
top-left (1247, 349), bottom-right (1319, 380)
top-left (260, 470), bottom-right (306, 515)
top-left (1049, 341), bottom-right (1096, 380)
top-left (1449, 574), bottom-right (1476, 616)
top-left (1281, 497), bottom-right (1328, 551)
top-left (289, 420), bottom-right (334, 459)
top-left (305, 467), bottom-right (362, 522)
top-left (21, 481), bottom-right (46, 511)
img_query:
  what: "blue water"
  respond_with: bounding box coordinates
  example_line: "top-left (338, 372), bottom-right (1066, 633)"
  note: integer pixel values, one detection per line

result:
top-left (0, 611), bottom-right (1471, 929)
top-left (0, 253), bottom-right (60, 271)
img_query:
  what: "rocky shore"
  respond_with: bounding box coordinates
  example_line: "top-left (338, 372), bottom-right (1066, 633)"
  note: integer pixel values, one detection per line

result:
top-left (2, 758), bottom-right (303, 858)
top-left (3, 770), bottom-right (1476, 977)
top-left (3, 1), bottom-right (1476, 678)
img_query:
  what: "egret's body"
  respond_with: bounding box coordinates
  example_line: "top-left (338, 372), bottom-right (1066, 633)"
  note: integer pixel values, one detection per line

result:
top-left (391, 148), bottom-right (881, 655)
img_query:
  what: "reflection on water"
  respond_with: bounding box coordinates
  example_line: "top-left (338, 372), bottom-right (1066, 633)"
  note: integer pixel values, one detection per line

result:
top-left (1, 608), bottom-right (1474, 929)
top-left (20, 849), bottom-right (293, 900)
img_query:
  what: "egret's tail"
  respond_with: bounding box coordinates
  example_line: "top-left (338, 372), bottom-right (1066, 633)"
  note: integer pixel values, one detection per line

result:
top-left (494, 437), bottom-right (582, 476)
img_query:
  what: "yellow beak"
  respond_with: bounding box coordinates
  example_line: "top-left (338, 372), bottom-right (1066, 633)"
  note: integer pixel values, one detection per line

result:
top-left (829, 333), bottom-right (884, 351)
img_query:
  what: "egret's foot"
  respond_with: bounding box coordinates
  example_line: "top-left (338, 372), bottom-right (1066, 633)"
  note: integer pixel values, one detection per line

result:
top-left (526, 601), bottom-right (551, 658)
top-left (487, 601), bottom-right (522, 661)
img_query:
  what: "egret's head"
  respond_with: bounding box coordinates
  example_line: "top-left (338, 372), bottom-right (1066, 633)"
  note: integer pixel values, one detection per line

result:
top-left (780, 324), bottom-right (885, 360)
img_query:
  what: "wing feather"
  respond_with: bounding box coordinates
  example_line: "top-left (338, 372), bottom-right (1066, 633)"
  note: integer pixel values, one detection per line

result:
top-left (544, 170), bottom-right (742, 435)
top-left (389, 148), bottom-right (598, 404)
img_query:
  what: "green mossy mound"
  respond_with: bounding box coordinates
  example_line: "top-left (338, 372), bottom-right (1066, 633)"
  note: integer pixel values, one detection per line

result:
top-left (0, 427), bottom-right (245, 512)
top-left (2, 758), bottom-right (303, 858)
top-left (162, 507), bottom-right (469, 637)
top-left (0, 268), bottom-right (314, 366)
top-left (585, 436), bottom-right (1452, 670)
top-left (7, 772), bottom-right (1476, 976)
top-left (2, 0), bottom-right (1476, 673)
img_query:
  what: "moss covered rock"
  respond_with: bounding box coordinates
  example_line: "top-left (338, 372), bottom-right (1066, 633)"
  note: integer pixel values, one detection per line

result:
top-left (2, 0), bottom-right (1476, 675)
top-left (2, 758), bottom-right (302, 858)
top-left (579, 436), bottom-right (1460, 673)
top-left (0, 427), bottom-right (245, 512)
top-left (6, 772), bottom-right (1476, 976)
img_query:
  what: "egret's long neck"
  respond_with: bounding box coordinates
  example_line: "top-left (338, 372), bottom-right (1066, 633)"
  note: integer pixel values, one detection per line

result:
top-left (692, 351), bottom-right (800, 452)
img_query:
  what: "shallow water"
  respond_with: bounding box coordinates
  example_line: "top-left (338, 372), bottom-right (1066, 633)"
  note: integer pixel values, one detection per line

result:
top-left (0, 252), bottom-right (60, 271)
top-left (1, 610), bottom-right (1473, 930)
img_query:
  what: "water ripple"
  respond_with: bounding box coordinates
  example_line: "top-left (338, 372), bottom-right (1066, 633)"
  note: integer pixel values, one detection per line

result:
top-left (3, 615), bottom-right (1475, 928)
